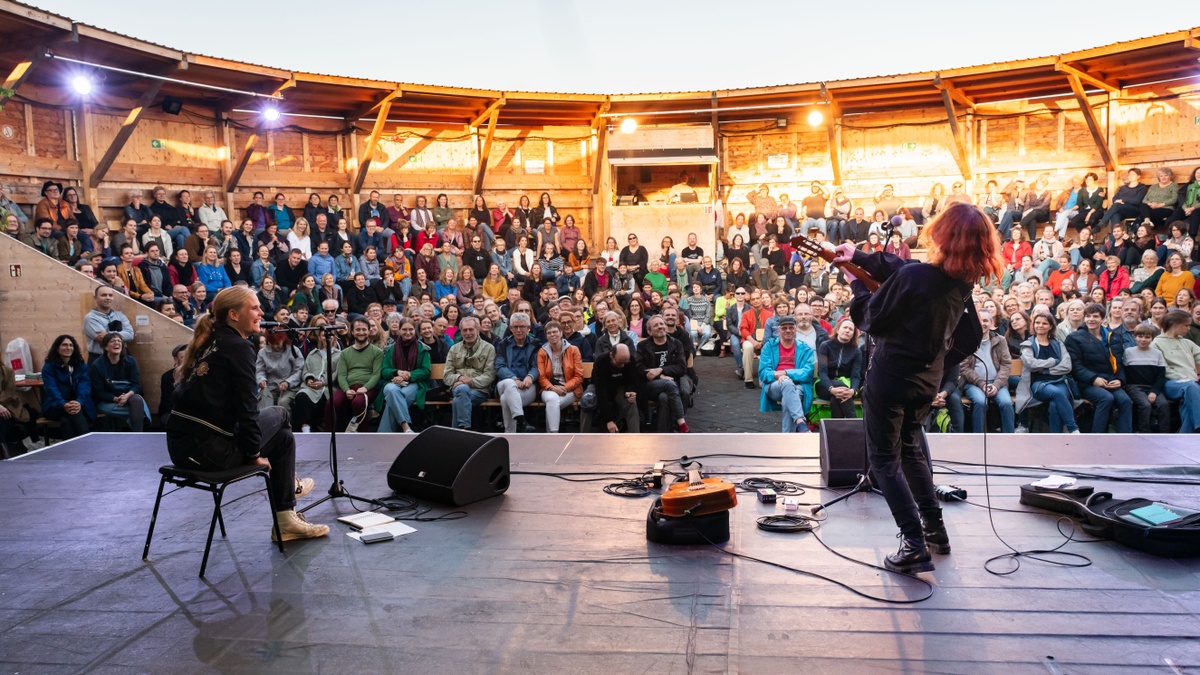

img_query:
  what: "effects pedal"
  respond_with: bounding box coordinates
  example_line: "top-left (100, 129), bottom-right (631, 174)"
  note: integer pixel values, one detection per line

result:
top-left (757, 488), bottom-right (777, 504)
top-left (651, 463), bottom-right (665, 489)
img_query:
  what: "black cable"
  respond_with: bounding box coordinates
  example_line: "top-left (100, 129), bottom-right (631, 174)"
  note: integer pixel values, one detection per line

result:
top-left (737, 476), bottom-right (807, 496)
top-left (756, 514), bottom-right (819, 533)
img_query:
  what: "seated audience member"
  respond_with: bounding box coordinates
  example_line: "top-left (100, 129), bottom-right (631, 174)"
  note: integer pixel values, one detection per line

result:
top-left (23, 217), bottom-right (56, 256)
top-left (89, 333), bottom-right (149, 432)
top-left (444, 316), bottom-right (497, 430)
top-left (1097, 255), bottom-right (1130, 299)
top-left (928, 365), bottom-right (966, 432)
top-left (738, 290), bottom-right (774, 388)
top-left (684, 281), bottom-right (714, 349)
top-left (377, 318), bottom-right (431, 433)
top-left (757, 315), bottom-right (817, 433)
top-left (495, 313), bottom-right (540, 433)
top-left (1141, 168), bottom-right (1179, 229)
top-left (1156, 251), bottom-right (1193, 306)
top-left (83, 286), bottom-right (135, 362)
top-left (40, 335), bottom-right (93, 439)
top-left (538, 320), bottom-right (584, 433)
top-left (418, 318), bottom-right (448, 364)
top-left (138, 242), bottom-right (172, 302)
top-left (293, 317), bottom-right (338, 432)
top-left (1066, 303), bottom-right (1133, 433)
top-left (588, 341), bottom-right (641, 433)
top-left (959, 309), bottom-right (1014, 433)
top-left (1124, 324), bottom-right (1171, 433)
top-left (256, 330), bottom-right (303, 412)
top-left (1153, 310), bottom-right (1200, 433)
top-left (326, 318), bottom-right (383, 432)
top-left (636, 315), bottom-right (690, 433)
top-left (0, 358), bottom-right (30, 455)
top-left (1015, 311), bottom-right (1079, 433)
top-left (1098, 169), bottom-right (1148, 231)
top-left (817, 317), bottom-right (862, 419)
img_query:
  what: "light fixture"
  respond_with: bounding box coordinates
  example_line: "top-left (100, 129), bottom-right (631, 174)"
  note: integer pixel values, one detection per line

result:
top-left (70, 75), bottom-right (92, 96)
top-left (807, 110), bottom-right (824, 127)
top-left (262, 107), bottom-right (281, 122)
top-left (775, 117), bottom-right (788, 129)
top-left (619, 117), bottom-right (638, 134)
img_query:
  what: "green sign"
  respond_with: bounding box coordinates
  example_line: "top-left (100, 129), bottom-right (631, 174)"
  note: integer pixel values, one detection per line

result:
top-left (1194, 116), bottom-right (1200, 126)
top-left (408, 154), bottom-right (422, 163)
top-left (150, 139), bottom-right (164, 149)
top-left (904, 142), bottom-right (917, 151)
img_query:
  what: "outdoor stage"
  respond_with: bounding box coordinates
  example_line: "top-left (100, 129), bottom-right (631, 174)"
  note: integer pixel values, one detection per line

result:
top-left (1, 431), bottom-right (1199, 674)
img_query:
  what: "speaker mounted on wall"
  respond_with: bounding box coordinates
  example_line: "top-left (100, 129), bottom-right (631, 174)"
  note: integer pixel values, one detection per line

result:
top-left (161, 96), bottom-right (183, 115)
top-left (386, 426), bottom-right (510, 506)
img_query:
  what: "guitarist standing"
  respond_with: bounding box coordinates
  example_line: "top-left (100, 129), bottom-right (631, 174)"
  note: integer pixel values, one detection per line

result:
top-left (831, 203), bottom-right (1003, 574)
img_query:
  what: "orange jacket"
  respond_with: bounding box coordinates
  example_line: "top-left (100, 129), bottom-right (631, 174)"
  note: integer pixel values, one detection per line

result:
top-left (739, 306), bottom-right (774, 341)
top-left (536, 342), bottom-right (584, 398)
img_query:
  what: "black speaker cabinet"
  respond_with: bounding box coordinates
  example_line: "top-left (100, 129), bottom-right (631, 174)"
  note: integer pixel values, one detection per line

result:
top-left (819, 418), bottom-right (868, 488)
top-left (386, 426), bottom-right (510, 506)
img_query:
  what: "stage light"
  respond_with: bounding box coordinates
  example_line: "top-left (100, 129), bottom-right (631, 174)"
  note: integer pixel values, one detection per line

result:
top-left (262, 107), bottom-right (281, 122)
top-left (807, 110), bottom-right (824, 127)
top-left (619, 117), bottom-right (638, 134)
top-left (70, 75), bottom-right (92, 96)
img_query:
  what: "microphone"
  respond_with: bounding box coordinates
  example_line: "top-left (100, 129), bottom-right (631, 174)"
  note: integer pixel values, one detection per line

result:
top-left (258, 321), bottom-right (282, 328)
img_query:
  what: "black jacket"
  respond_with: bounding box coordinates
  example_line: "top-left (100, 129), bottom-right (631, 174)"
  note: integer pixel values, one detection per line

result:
top-left (849, 250), bottom-right (980, 381)
top-left (593, 349), bottom-right (644, 425)
top-left (89, 355), bottom-right (144, 404)
top-left (817, 339), bottom-right (862, 393)
top-left (168, 325), bottom-right (263, 459)
top-left (1065, 327), bottom-right (1125, 387)
top-left (636, 335), bottom-right (687, 381)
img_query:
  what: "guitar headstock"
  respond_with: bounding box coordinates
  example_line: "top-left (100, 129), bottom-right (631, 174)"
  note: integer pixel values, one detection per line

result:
top-left (790, 234), bottom-right (831, 261)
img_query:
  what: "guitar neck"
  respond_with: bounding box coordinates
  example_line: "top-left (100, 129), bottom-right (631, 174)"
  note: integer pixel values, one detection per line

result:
top-left (793, 237), bottom-right (881, 291)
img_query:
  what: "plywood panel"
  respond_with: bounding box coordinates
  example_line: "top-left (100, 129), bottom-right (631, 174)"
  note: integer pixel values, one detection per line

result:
top-left (89, 113), bottom-right (220, 169)
top-left (271, 129), bottom-right (305, 172)
top-left (308, 133), bottom-right (340, 172)
top-left (0, 101), bottom-right (29, 157)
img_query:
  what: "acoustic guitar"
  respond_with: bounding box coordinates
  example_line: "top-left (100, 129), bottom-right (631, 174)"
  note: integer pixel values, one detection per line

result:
top-left (661, 469), bottom-right (738, 517)
top-left (790, 234), bottom-right (880, 291)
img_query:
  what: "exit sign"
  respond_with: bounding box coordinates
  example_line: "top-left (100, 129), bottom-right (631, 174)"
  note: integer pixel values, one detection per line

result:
top-left (904, 142), bottom-right (917, 150)
top-left (1194, 116), bottom-right (1200, 126)
top-left (150, 139), bottom-right (164, 149)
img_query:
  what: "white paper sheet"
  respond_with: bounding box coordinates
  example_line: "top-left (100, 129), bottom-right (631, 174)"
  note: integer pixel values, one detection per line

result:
top-left (346, 521), bottom-right (418, 542)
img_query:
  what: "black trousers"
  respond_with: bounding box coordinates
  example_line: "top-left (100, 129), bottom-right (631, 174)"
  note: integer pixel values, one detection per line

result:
top-left (1126, 384), bottom-right (1170, 433)
top-left (816, 381), bottom-right (858, 418)
top-left (862, 363), bottom-right (940, 541)
top-left (292, 393), bottom-right (326, 432)
top-left (44, 407), bottom-right (90, 439)
top-left (166, 406), bottom-right (298, 511)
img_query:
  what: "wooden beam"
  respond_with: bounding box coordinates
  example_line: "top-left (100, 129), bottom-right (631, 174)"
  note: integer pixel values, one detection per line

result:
top-left (226, 121), bottom-right (263, 193)
top-left (348, 86), bottom-right (403, 121)
top-left (1055, 58), bottom-right (1119, 93)
top-left (592, 126), bottom-right (607, 195)
top-left (467, 98), bottom-right (506, 129)
top-left (1184, 32), bottom-right (1199, 52)
top-left (591, 98), bottom-right (611, 129)
top-left (75, 103), bottom-right (98, 212)
top-left (827, 100), bottom-right (842, 185)
top-left (940, 89), bottom-right (973, 181)
top-left (0, 48), bottom-right (48, 108)
top-left (933, 75), bottom-right (975, 110)
top-left (473, 106), bottom-right (500, 194)
top-left (1066, 73), bottom-right (1116, 171)
top-left (87, 80), bottom-right (165, 187)
top-left (350, 98), bottom-right (395, 196)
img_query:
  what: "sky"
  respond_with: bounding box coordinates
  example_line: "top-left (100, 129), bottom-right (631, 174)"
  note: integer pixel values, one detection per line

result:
top-left (28, 0), bottom-right (1200, 94)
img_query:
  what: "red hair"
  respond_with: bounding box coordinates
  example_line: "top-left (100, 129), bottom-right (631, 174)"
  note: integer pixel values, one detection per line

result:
top-left (919, 202), bottom-right (1004, 284)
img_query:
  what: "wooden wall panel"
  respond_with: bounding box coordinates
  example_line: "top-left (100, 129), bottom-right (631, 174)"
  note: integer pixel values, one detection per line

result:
top-left (29, 106), bottom-right (66, 159)
top-left (1117, 94), bottom-right (1200, 166)
top-left (90, 113), bottom-right (220, 170)
top-left (308, 133), bottom-right (340, 172)
top-left (270, 129), bottom-right (305, 172)
top-left (0, 100), bottom-right (28, 157)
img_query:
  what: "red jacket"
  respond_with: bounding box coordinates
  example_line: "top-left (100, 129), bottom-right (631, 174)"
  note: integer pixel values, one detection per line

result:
top-left (1097, 266), bottom-right (1130, 299)
top-left (739, 306), bottom-right (775, 341)
top-left (1002, 241), bottom-right (1033, 268)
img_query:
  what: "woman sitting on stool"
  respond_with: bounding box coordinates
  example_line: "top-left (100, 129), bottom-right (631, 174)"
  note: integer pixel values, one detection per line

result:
top-left (90, 333), bottom-right (150, 432)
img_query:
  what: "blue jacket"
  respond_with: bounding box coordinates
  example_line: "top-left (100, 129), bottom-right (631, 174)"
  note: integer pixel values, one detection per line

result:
top-left (757, 337), bottom-right (816, 414)
top-left (41, 360), bottom-right (96, 419)
top-left (491, 249), bottom-right (513, 277)
top-left (496, 335), bottom-right (540, 382)
top-left (334, 254), bottom-right (360, 281)
top-left (251, 259), bottom-right (275, 287)
top-left (196, 263), bottom-right (231, 294)
top-left (308, 253), bottom-right (336, 281)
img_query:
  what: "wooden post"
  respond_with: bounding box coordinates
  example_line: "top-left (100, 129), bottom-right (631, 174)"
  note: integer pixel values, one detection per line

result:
top-left (940, 89), bottom-right (973, 182)
top-left (351, 98), bottom-right (394, 198)
top-left (473, 106), bottom-right (499, 194)
top-left (75, 103), bottom-right (98, 213)
top-left (23, 103), bottom-right (34, 156)
top-left (592, 126), bottom-right (607, 195)
top-left (827, 99), bottom-right (842, 185)
top-left (1066, 73), bottom-right (1116, 172)
top-left (88, 80), bottom-right (165, 187)
top-left (1107, 94), bottom-right (1120, 196)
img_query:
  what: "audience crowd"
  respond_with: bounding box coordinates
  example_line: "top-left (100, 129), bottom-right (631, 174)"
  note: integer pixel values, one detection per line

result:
top-left (3, 165), bottom-right (1200, 450)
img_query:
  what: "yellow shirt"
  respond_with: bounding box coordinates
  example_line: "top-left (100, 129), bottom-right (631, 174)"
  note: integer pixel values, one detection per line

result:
top-left (1155, 271), bottom-right (1195, 306)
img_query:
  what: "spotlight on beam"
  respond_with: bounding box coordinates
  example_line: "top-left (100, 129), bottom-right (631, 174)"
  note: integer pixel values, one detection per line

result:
top-left (807, 110), bottom-right (824, 127)
top-left (619, 117), bottom-right (638, 134)
top-left (70, 75), bottom-right (92, 96)
top-left (262, 106), bottom-right (281, 122)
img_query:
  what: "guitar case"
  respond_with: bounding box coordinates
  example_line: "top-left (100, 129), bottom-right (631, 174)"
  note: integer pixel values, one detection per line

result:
top-left (1019, 484), bottom-right (1200, 558)
top-left (646, 498), bottom-right (730, 545)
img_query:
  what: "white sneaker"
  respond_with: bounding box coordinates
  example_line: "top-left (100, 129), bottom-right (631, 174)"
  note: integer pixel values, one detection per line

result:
top-left (1015, 425), bottom-right (1028, 434)
top-left (273, 509), bottom-right (330, 542)
top-left (301, 424), bottom-right (311, 433)
top-left (295, 477), bottom-right (315, 498)
top-left (1069, 429), bottom-right (1081, 434)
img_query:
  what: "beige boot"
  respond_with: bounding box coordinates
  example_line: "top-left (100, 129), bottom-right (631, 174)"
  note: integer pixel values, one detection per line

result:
top-left (294, 477), bottom-right (315, 498)
top-left (273, 509), bottom-right (330, 542)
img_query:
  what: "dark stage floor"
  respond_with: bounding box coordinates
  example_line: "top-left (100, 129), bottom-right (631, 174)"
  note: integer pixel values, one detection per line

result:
top-left (2, 431), bottom-right (1200, 674)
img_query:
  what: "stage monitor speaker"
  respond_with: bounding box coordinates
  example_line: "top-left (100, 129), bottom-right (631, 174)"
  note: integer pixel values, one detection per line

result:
top-left (161, 96), bottom-right (183, 115)
top-left (386, 426), bottom-right (510, 506)
top-left (819, 418), bottom-right (868, 488)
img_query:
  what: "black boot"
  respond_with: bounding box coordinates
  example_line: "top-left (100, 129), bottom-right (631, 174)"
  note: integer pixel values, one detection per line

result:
top-left (885, 537), bottom-right (935, 574)
top-left (922, 510), bottom-right (951, 555)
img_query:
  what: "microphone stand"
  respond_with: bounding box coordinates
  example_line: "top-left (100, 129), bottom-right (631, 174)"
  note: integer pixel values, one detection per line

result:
top-left (269, 323), bottom-right (384, 513)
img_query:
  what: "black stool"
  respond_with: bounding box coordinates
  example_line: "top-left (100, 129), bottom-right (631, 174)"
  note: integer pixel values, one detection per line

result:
top-left (143, 464), bottom-right (285, 577)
